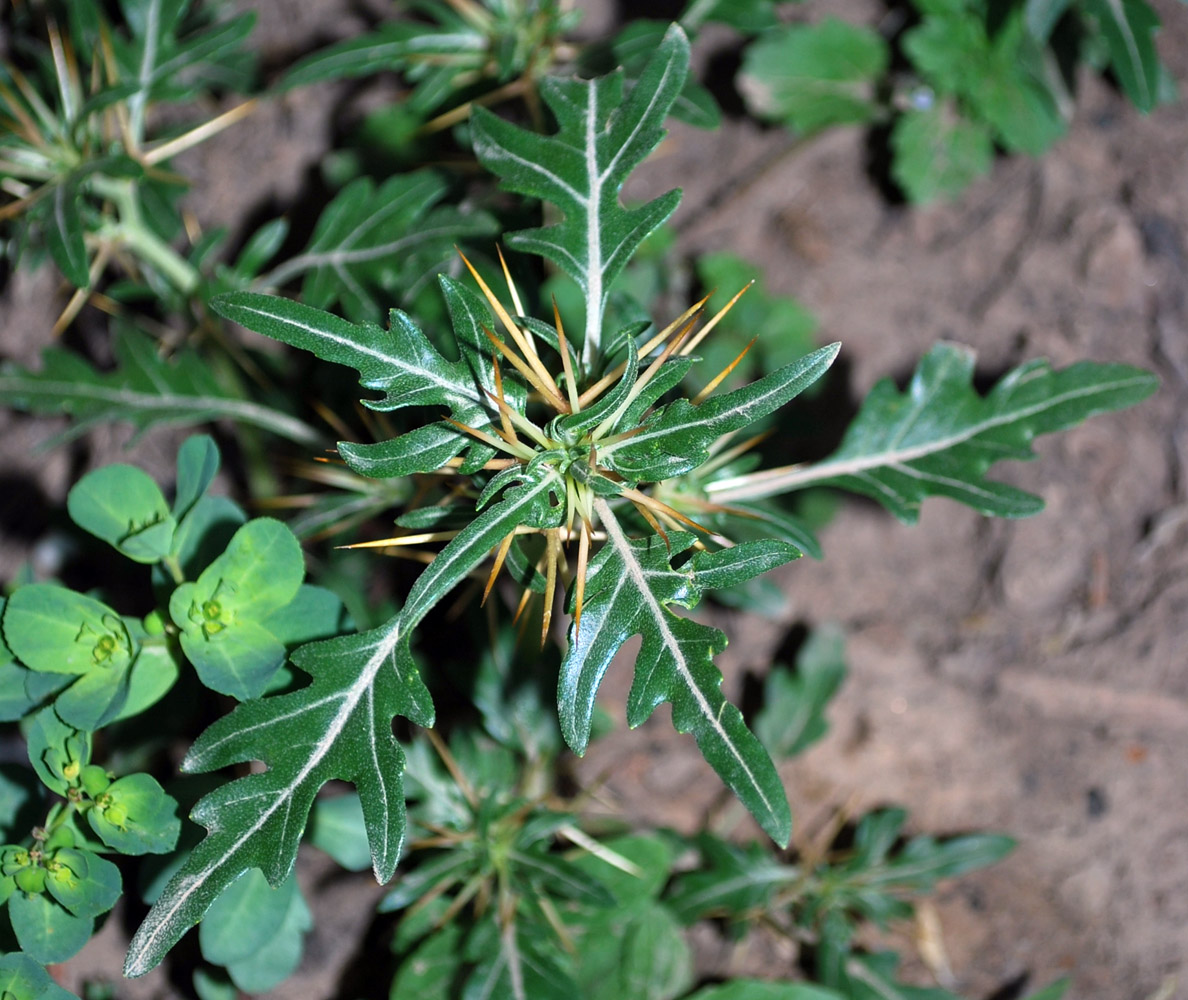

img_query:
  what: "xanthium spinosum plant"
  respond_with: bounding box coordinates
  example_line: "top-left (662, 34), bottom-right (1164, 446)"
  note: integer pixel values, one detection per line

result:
top-left (99, 24), bottom-right (1160, 979)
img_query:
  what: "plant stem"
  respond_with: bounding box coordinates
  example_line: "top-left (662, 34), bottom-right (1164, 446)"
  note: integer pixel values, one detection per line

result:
top-left (162, 554), bottom-right (185, 585)
top-left (92, 176), bottom-right (201, 295)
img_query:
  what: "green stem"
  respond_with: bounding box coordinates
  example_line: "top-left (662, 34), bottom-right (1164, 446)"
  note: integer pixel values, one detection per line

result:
top-left (161, 554), bottom-right (185, 586)
top-left (92, 176), bottom-right (201, 295)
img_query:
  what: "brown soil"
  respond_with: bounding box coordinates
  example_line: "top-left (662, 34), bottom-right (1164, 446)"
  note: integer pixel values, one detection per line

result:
top-left (2, 2), bottom-right (1186, 998)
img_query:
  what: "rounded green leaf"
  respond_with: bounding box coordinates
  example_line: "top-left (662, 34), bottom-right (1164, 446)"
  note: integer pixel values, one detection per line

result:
top-left (3, 585), bottom-right (135, 677)
top-left (45, 847), bottom-right (122, 918)
top-left (0, 661), bottom-right (39, 723)
top-left (176, 616), bottom-right (286, 701)
top-left (890, 103), bottom-right (994, 203)
top-left (0, 952), bottom-right (52, 1000)
top-left (199, 868), bottom-right (296, 967)
top-left (9, 889), bottom-right (94, 964)
top-left (87, 773), bottom-right (180, 856)
top-left (113, 643), bottom-right (181, 722)
top-left (169, 519), bottom-right (304, 700)
top-left (67, 464), bottom-right (176, 563)
top-left (172, 435), bottom-right (221, 523)
top-left (53, 665), bottom-right (132, 732)
top-left (223, 880), bottom-right (312, 993)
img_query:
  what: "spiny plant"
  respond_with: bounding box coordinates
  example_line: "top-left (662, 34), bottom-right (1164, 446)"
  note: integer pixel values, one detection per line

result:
top-left (108, 23), bottom-right (1159, 983)
top-left (0, 0), bottom-right (256, 321)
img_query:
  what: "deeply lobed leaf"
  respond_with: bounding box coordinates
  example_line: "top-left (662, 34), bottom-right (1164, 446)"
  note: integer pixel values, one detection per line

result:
top-left (709, 343), bottom-right (1159, 519)
top-left (560, 504), bottom-right (796, 846)
top-left (471, 25), bottom-right (690, 366)
top-left (126, 465), bottom-right (564, 975)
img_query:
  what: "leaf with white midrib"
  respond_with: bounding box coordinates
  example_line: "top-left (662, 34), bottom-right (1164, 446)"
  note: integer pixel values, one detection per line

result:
top-left (471, 25), bottom-right (690, 368)
top-left (253, 172), bottom-right (497, 321)
top-left (707, 343), bottom-right (1159, 520)
top-left (211, 290), bottom-right (519, 476)
top-left (558, 500), bottom-right (793, 846)
top-left (605, 343), bottom-right (839, 482)
top-left (125, 469), bottom-right (564, 976)
top-left (0, 327), bottom-right (323, 447)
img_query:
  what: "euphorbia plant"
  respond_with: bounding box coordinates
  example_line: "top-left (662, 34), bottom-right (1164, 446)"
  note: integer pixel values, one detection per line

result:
top-left (114, 22), bottom-right (1158, 982)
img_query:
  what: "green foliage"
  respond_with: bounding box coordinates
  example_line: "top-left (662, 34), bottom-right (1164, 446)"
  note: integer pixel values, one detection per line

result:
top-left (0, 325), bottom-right (324, 448)
top-left (0, 6), bottom-right (1163, 997)
top-left (470, 26), bottom-right (688, 365)
top-left (0, 952), bottom-right (79, 1000)
top-left (706, 342), bottom-right (1157, 521)
top-left (693, 253), bottom-right (819, 394)
top-left (754, 626), bottom-right (847, 760)
top-left (0, 435), bottom-right (349, 981)
top-left (737, 0), bottom-right (1173, 202)
top-left (0, 0), bottom-right (255, 294)
top-left (242, 171), bottom-right (499, 323)
top-left (199, 870), bottom-right (312, 993)
top-left (738, 20), bottom-right (888, 134)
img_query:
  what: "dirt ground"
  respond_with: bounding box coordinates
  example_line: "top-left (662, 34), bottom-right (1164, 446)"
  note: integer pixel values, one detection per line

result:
top-left (2, 1), bottom-right (1186, 998)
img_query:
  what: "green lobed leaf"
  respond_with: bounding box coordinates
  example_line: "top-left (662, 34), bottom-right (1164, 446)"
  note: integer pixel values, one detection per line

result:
top-left (561, 504), bottom-right (794, 846)
top-left (605, 344), bottom-right (839, 482)
top-left (113, 0), bottom-right (255, 139)
top-left (708, 343), bottom-right (1159, 520)
top-left (67, 464), bottom-right (176, 563)
top-left (211, 289), bottom-right (509, 478)
top-left (754, 626), bottom-right (847, 760)
top-left (0, 325), bottom-right (323, 448)
top-left (280, 20), bottom-right (485, 91)
top-left (462, 917), bottom-right (578, 1000)
top-left (606, 20), bottom-right (721, 129)
top-left (889, 104), bottom-right (994, 203)
top-left (738, 20), bottom-right (888, 133)
top-left (471, 25), bottom-right (690, 367)
top-left (667, 835), bottom-right (798, 923)
top-left (508, 848), bottom-right (614, 906)
top-left (378, 850), bottom-right (474, 914)
top-left (251, 171), bottom-right (497, 323)
top-left (126, 466), bottom-right (563, 976)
